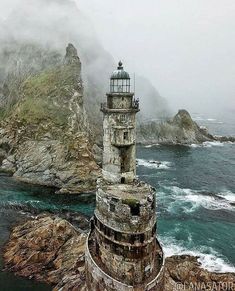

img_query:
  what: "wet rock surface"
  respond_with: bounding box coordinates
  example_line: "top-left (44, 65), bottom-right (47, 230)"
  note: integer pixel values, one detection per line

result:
top-left (3, 216), bottom-right (235, 291)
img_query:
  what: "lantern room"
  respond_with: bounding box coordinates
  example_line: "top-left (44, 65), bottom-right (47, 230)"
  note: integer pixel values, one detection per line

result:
top-left (110, 61), bottom-right (131, 93)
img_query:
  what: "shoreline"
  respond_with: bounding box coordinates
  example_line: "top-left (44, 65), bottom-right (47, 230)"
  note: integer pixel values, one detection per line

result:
top-left (2, 214), bottom-right (235, 291)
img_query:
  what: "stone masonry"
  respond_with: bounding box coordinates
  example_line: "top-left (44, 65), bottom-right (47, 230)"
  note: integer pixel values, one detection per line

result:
top-left (85, 62), bottom-right (165, 290)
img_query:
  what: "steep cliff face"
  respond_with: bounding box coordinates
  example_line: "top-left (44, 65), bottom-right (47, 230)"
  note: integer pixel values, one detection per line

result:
top-left (0, 44), bottom-right (100, 193)
top-left (0, 0), bottom-right (170, 144)
top-left (138, 109), bottom-right (218, 145)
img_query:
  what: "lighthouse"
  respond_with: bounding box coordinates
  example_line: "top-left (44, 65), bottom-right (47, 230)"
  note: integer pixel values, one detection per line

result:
top-left (101, 61), bottom-right (139, 184)
top-left (85, 62), bottom-right (165, 291)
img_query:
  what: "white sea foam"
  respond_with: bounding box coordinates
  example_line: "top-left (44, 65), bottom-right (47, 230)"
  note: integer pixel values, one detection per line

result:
top-left (164, 186), bottom-right (234, 212)
top-left (203, 141), bottom-right (224, 147)
top-left (190, 141), bottom-right (225, 148)
top-left (218, 191), bottom-right (235, 203)
top-left (159, 235), bottom-right (235, 273)
top-left (190, 143), bottom-right (200, 148)
top-left (207, 118), bottom-right (217, 121)
top-left (137, 159), bottom-right (172, 170)
top-left (192, 116), bottom-right (204, 121)
top-left (184, 193), bottom-right (233, 211)
top-left (144, 144), bottom-right (159, 148)
top-left (191, 141), bottom-right (235, 148)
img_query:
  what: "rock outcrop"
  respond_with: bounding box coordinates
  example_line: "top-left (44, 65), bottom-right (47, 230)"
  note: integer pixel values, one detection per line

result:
top-left (165, 255), bottom-right (235, 291)
top-left (3, 215), bottom-right (87, 291)
top-left (3, 216), bottom-right (235, 291)
top-left (0, 0), bottom-right (171, 192)
top-left (138, 109), bottom-right (235, 145)
top-left (0, 0), bottom-right (170, 145)
top-left (0, 44), bottom-right (100, 193)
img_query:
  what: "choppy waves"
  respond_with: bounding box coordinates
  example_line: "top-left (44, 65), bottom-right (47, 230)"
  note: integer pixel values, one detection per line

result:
top-left (137, 159), bottom-right (172, 170)
top-left (144, 144), bottom-right (160, 148)
top-left (217, 191), bottom-right (235, 203)
top-left (159, 235), bottom-right (235, 273)
top-left (190, 141), bottom-right (235, 148)
top-left (159, 186), bottom-right (235, 213)
top-left (192, 116), bottom-right (224, 124)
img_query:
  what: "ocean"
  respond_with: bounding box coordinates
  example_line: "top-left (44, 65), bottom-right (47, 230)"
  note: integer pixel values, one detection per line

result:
top-left (0, 112), bottom-right (234, 290)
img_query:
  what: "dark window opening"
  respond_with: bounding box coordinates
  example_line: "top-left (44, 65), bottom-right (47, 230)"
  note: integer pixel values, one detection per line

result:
top-left (110, 203), bottom-right (116, 212)
top-left (114, 232), bottom-right (122, 241)
top-left (90, 218), bottom-right (95, 231)
top-left (140, 233), bottom-right (145, 243)
top-left (121, 161), bottom-right (125, 172)
top-left (121, 177), bottom-right (125, 184)
top-left (111, 197), bottom-right (119, 203)
top-left (120, 147), bottom-right (131, 173)
top-left (130, 203), bottom-right (140, 216)
top-left (130, 235), bottom-right (135, 244)
top-left (123, 131), bottom-right (128, 140)
top-left (120, 114), bottom-right (126, 122)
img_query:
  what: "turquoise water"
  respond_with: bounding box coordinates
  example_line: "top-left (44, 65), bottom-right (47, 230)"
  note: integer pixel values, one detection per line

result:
top-left (0, 178), bottom-right (95, 291)
top-left (137, 142), bottom-right (235, 272)
top-left (0, 114), bottom-right (235, 289)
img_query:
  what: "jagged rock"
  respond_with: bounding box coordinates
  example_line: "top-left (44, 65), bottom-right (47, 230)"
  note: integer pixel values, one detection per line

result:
top-left (64, 43), bottom-right (81, 66)
top-left (3, 215), bottom-right (87, 291)
top-left (4, 216), bottom-right (235, 291)
top-left (92, 144), bottom-right (102, 165)
top-left (0, 44), bottom-right (100, 193)
top-left (0, 0), bottom-right (170, 144)
top-left (165, 255), bottom-right (235, 291)
top-left (137, 109), bottom-right (233, 145)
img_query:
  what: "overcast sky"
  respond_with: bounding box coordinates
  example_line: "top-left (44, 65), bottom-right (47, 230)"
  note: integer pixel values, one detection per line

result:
top-left (77, 0), bottom-right (235, 115)
top-left (1, 0), bottom-right (235, 115)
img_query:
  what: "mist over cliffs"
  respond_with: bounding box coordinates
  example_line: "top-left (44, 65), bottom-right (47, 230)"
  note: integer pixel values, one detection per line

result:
top-left (0, 0), bottom-right (170, 137)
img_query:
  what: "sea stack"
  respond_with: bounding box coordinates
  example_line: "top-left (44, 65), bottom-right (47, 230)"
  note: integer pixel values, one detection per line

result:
top-left (85, 62), bottom-right (165, 290)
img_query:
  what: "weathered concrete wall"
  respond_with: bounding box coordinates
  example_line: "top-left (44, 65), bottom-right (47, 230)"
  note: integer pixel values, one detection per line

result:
top-left (85, 85), bottom-right (165, 290)
top-left (86, 180), bottom-right (164, 287)
top-left (107, 93), bottom-right (134, 109)
top-left (102, 93), bottom-right (138, 184)
top-left (85, 231), bottom-right (165, 291)
top-left (95, 180), bottom-right (156, 233)
top-left (94, 220), bottom-right (160, 285)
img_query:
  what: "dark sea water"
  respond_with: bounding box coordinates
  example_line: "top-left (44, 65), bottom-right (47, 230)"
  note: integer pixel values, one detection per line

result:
top-left (0, 112), bottom-right (234, 290)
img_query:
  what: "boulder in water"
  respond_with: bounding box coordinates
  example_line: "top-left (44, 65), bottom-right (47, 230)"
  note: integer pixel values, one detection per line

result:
top-left (138, 109), bottom-right (234, 145)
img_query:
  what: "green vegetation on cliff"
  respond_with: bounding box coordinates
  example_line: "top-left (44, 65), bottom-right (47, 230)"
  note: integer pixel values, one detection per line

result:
top-left (16, 66), bottom-right (76, 126)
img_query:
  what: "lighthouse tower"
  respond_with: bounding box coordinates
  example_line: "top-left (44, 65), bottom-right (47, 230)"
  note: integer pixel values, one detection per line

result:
top-left (102, 61), bottom-right (139, 184)
top-left (85, 62), bottom-right (165, 291)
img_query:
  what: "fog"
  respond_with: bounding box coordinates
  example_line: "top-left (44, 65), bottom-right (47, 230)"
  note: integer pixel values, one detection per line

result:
top-left (77, 0), bottom-right (235, 116)
top-left (1, 0), bottom-right (235, 116)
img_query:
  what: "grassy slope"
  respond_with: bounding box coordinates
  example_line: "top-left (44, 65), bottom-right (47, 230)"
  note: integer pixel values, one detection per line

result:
top-left (1, 64), bottom-right (79, 129)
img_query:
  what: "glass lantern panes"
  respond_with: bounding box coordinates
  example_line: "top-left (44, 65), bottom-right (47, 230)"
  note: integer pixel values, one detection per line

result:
top-left (110, 78), bottom-right (130, 93)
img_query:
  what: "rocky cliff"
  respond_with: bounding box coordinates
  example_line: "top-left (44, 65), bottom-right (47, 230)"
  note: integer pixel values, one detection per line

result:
top-left (0, 0), bottom-right (170, 144)
top-left (3, 215), bottom-right (88, 290)
top-left (0, 0), bottom-right (172, 191)
top-left (138, 109), bottom-right (235, 145)
top-left (4, 215), bottom-right (235, 290)
top-left (0, 44), bottom-right (100, 193)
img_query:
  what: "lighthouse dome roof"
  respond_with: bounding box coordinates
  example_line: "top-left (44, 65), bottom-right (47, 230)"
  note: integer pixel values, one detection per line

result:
top-left (111, 61), bottom-right (130, 80)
